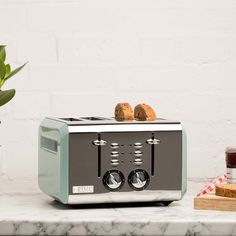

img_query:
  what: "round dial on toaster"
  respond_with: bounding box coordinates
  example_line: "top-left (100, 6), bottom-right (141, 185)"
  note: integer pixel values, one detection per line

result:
top-left (103, 170), bottom-right (125, 191)
top-left (128, 169), bottom-right (150, 191)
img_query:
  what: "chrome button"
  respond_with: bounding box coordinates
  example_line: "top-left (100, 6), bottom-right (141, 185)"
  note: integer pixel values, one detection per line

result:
top-left (110, 151), bottom-right (119, 157)
top-left (110, 143), bottom-right (119, 149)
top-left (134, 142), bottom-right (143, 148)
top-left (134, 150), bottom-right (142, 157)
top-left (111, 160), bottom-right (119, 166)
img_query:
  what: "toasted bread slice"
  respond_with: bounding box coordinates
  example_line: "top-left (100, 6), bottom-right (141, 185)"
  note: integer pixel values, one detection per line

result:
top-left (216, 184), bottom-right (236, 198)
top-left (134, 104), bottom-right (156, 121)
top-left (115, 103), bottom-right (134, 121)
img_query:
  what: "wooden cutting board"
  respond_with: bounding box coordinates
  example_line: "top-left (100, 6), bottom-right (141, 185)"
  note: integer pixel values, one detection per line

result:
top-left (194, 192), bottom-right (236, 211)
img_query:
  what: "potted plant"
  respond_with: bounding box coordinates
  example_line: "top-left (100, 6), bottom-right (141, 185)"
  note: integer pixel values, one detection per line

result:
top-left (0, 45), bottom-right (26, 108)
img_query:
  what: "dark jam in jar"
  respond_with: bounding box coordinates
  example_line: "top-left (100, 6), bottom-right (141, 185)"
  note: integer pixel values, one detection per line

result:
top-left (226, 147), bottom-right (236, 183)
top-left (226, 147), bottom-right (236, 168)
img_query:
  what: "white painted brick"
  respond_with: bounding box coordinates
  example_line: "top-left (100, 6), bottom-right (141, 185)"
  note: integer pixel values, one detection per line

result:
top-left (0, 120), bottom-right (38, 145)
top-left (28, 65), bottom-right (119, 92)
top-left (176, 37), bottom-right (236, 64)
top-left (2, 142), bottom-right (37, 179)
top-left (0, 6), bottom-right (26, 33)
top-left (175, 92), bottom-right (222, 122)
top-left (139, 38), bottom-right (176, 65)
top-left (28, 4), bottom-right (116, 34)
top-left (17, 33), bottom-right (57, 63)
top-left (12, 92), bottom-right (51, 119)
top-left (115, 65), bottom-right (201, 92)
top-left (58, 36), bottom-right (140, 65)
top-left (51, 92), bottom-right (118, 117)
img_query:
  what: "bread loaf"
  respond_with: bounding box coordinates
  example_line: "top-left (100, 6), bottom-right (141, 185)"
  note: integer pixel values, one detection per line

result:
top-left (134, 104), bottom-right (156, 121)
top-left (216, 184), bottom-right (236, 198)
top-left (115, 103), bottom-right (134, 121)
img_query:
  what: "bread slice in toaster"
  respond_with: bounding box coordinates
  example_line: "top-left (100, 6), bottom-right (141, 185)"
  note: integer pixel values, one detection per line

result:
top-left (115, 103), bottom-right (134, 121)
top-left (134, 103), bottom-right (157, 121)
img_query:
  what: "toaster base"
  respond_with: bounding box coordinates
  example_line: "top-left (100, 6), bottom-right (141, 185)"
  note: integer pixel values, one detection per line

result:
top-left (67, 190), bottom-right (182, 204)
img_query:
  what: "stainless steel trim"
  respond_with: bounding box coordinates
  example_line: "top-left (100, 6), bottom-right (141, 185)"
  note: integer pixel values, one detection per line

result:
top-left (69, 124), bottom-right (182, 133)
top-left (68, 190), bottom-right (182, 204)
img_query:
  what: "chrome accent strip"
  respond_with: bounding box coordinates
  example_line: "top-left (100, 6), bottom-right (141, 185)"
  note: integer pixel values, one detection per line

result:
top-left (69, 124), bottom-right (182, 133)
top-left (68, 190), bottom-right (182, 204)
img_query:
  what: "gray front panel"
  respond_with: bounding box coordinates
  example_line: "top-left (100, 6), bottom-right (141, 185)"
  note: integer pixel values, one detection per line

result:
top-left (100, 132), bottom-right (151, 192)
top-left (69, 131), bottom-right (182, 195)
top-left (151, 131), bottom-right (182, 190)
top-left (69, 133), bottom-right (99, 194)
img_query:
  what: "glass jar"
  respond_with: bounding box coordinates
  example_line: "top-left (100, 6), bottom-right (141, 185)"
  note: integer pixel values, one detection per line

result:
top-left (226, 147), bottom-right (236, 184)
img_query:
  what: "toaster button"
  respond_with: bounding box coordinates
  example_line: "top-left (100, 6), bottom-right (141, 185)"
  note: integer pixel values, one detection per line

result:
top-left (110, 151), bottom-right (119, 157)
top-left (134, 150), bottom-right (142, 157)
top-left (134, 142), bottom-right (143, 148)
top-left (110, 143), bottom-right (119, 149)
top-left (111, 159), bottom-right (119, 166)
top-left (134, 161), bottom-right (143, 166)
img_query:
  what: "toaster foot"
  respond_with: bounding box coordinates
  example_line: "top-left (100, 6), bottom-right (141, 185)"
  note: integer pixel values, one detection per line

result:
top-left (159, 201), bottom-right (173, 206)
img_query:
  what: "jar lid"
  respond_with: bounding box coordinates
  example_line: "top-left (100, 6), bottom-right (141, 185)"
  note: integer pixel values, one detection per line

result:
top-left (226, 147), bottom-right (236, 154)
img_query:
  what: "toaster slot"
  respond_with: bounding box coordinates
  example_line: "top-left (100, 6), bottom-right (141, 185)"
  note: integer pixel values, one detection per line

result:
top-left (98, 134), bottom-right (101, 177)
top-left (80, 116), bottom-right (112, 121)
top-left (60, 118), bottom-right (83, 121)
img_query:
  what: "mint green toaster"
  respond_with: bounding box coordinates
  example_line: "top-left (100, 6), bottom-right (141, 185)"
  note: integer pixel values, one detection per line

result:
top-left (38, 117), bottom-right (187, 205)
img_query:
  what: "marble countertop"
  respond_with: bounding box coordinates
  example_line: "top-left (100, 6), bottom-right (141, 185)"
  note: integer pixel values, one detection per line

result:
top-left (0, 178), bottom-right (236, 236)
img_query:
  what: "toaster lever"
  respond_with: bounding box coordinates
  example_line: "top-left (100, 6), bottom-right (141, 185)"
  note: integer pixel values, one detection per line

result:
top-left (92, 140), bottom-right (107, 146)
top-left (146, 138), bottom-right (160, 145)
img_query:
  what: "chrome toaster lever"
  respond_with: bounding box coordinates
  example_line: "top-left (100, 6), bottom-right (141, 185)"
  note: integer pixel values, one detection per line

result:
top-left (92, 140), bottom-right (107, 146)
top-left (146, 138), bottom-right (160, 145)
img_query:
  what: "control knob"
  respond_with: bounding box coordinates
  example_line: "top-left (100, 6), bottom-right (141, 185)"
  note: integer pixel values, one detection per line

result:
top-left (103, 170), bottom-right (125, 191)
top-left (128, 169), bottom-right (150, 191)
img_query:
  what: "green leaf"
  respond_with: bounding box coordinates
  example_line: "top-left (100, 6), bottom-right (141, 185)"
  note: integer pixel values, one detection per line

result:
top-left (5, 64), bottom-right (11, 77)
top-left (4, 63), bottom-right (27, 81)
top-left (0, 45), bottom-right (6, 62)
top-left (0, 59), bottom-right (6, 80)
top-left (0, 89), bottom-right (15, 107)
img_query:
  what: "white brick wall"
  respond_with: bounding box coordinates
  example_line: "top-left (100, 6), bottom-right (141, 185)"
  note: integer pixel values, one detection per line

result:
top-left (0, 0), bottom-right (236, 181)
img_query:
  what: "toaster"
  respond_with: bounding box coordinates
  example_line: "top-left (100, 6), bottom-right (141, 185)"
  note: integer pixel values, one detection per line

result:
top-left (38, 116), bottom-right (187, 205)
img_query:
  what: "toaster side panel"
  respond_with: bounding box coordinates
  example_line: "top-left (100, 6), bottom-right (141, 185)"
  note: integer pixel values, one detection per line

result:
top-left (38, 118), bottom-right (69, 203)
top-left (181, 127), bottom-right (187, 197)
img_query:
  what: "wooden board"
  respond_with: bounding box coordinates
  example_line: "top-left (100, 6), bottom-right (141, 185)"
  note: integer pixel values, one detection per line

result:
top-left (194, 192), bottom-right (236, 211)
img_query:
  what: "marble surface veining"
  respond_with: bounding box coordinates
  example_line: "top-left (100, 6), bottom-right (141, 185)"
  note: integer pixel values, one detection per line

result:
top-left (0, 179), bottom-right (236, 236)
